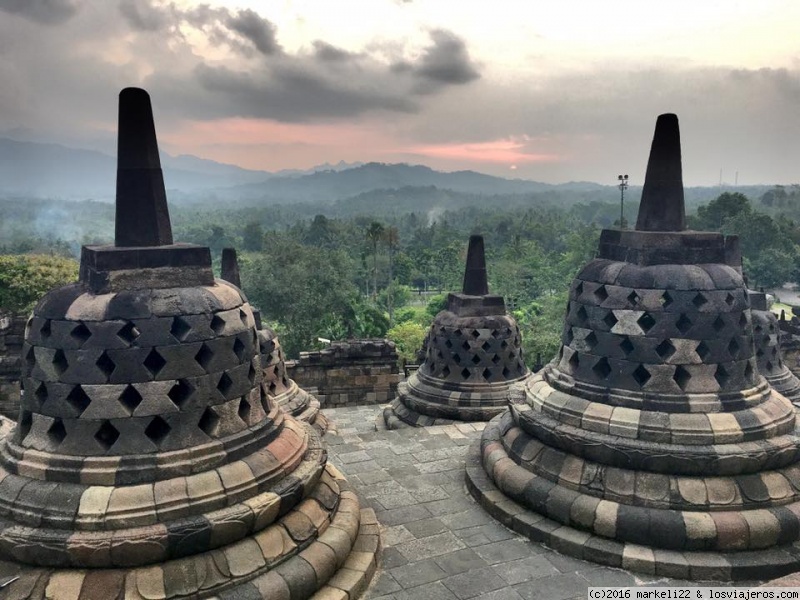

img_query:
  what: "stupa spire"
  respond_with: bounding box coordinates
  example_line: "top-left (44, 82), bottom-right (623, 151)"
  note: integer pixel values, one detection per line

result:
top-left (462, 234), bottom-right (489, 296)
top-left (114, 87), bottom-right (173, 246)
top-left (635, 113), bottom-right (686, 232)
top-left (221, 247), bottom-right (241, 288)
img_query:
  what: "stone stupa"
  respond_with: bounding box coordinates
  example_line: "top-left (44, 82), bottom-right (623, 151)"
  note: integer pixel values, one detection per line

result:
top-left (0, 88), bottom-right (378, 599)
top-left (467, 113), bottom-right (800, 581)
top-left (749, 290), bottom-right (800, 404)
top-left (383, 235), bottom-right (529, 428)
top-left (221, 247), bottom-right (328, 433)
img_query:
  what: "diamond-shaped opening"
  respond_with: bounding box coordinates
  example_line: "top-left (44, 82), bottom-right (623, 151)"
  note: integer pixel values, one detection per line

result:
top-left (143, 348), bottom-right (167, 377)
top-left (268, 381), bottom-right (278, 394)
top-left (471, 354), bottom-right (481, 365)
top-left (18, 411), bottom-right (32, 442)
top-left (25, 346), bottom-right (36, 374)
top-left (744, 361), bottom-right (755, 380)
top-left (627, 290), bottom-right (640, 306)
top-left (248, 363), bottom-right (256, 384)
top-left (565, 328), bottom-right (574, 345)
top-left (119, 385), bottom-right (143, 413)
top-left (712, 316), bottom-right (726, 332)
top-left (198, 407), bottom-right (220, 437)
top-left (462, 340), bottom-right (471, 351)
top-left (52, 349), bottom-right (68, 375)
top-left (461, 367), bottom-right (471, 380)
top-left (756, 348), bottom-right (765, 357)
top-left (238, 397), bottom-right (251, 423)
top-left (96, 351), bottom-right (115, 378)
top-left (695, 341), bottom-right (710, 360)
top-left (500, 340), bottom-right (508, 349)
top-left (739, 313), bottom-right (748, 327)
top-left (117, 321), bottom-right (140, 344)
top-left (576, 306), bottom-right (589, 325)
top-left (632, 364), bottom-right (651, 387)
top-left (766, 360), bottom-right (774, 371)
top-left (754, 323), bottom-right (763, 334)
top-left (239, 309), bottom-right (248, 325)
top-left (638, 312), bottom-right (656, 333)
top-left (233, 338), bottom-right (246, 362)
top-left (619, 336), bottom-right (634, 356)
top-left (575, 281), bottom-right (584, 297)
top-left (584, 331), bottom-right (598, 350)
top-left (170, 316), bottom-right (192, 342)
top-left (144, 415), bottom-right (171, 446)
top-left (471, 329), bottom-right (481, 339)
top-left (47, 418), bottom-right (66, 446)
top-left (195, 343), bottom-right (214, 371)
top-left (714, 365), bottom-right (729, 388)
top-left (168, 379), bottom-right (194, 408)
top-left (674, 365), bottom-right (692, 390)
top-left (453, 329), bottom-right (462, 337)
top-left (94, 420), bottom-right (119, 451)
top-left (210, 314), bottom-right (226, 335)
top-left (40, 319), bottom-right (52, 338)
top-left (655, 339), bottom-right (676, 360)
top-left (603, 311), bottom-right (619, 329)
top-left (453, 353), bottom-right (461, 364)
top-left (66, 385), bottom-right (91, 415)
top-left (660, 291), bottom-right (673, 308)
top-left (70, 322), bottom-right (92, 345)
top-left (675, 314), bottom-right (693, 335)
top-left (482, 367), bottom-right (492, 380)
top-left (436, 350), bottom-right (443, 359)
top-left (491, 353), bottom-right (501, 364)
top-left (594, 285), bottom-right (609, 303)
top-left (592, 357), bottom-right (612, 379)
top-left (481, 341), bottom-right (491, 352)
top-left (727, 338), bottom-right (740, 358)
top-left (692, 293), bottom-right (708, 309)
top-left (568, 351), bottom-right (580, 370)
top-left (725, 293), bottom-right (736, 306)
top-left (444, 339), bottom-right (453, 349)
top-left (34, 382), bottom-right (48, 404)
top-left (441, 365), bottom-right (451, 378)
top-left (769, 323), bottom-right (776, 333)
top-left (217, 372), bottom-right (234, 397)
top-left (502, 366), bottom-right (511, 378)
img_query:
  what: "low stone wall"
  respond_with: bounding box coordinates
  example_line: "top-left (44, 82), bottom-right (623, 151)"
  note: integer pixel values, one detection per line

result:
top-left (287, 338), bottom-right (400, 408)
top-left (0, 315), bottom-right (25, 420)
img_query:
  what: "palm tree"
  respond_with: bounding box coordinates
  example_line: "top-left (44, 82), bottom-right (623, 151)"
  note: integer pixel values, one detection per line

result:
top-left (384, 226), bottom-right (399, 325)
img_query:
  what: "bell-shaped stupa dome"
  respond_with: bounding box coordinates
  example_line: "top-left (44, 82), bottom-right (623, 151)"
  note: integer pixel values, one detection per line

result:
top-left (749, 290), bottom-right (800, 404)
top-left (467, 114), bottom-right (800, 581)
top-left (0, 88), bottom-right (378, 599)
top-left (384, 235), bottom-right (529, 428)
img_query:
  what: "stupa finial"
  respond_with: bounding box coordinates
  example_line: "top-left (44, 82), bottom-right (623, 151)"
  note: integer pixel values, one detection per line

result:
top-left (635, 113), bottom-right (686, 232)
top-left (114, 87), bottom-right (173, 247)
top-left (462, 234), bottom-right (489, 296)
top-left (221, 247), bottom-right (242, 288)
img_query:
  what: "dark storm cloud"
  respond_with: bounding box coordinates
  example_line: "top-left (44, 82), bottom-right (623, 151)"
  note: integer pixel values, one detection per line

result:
top-left (224, 8), bottom-right (280, 56)
top-left (411, 29), bottom-right (480, 90)
top-left (0, 0), bottom-right (79, 25)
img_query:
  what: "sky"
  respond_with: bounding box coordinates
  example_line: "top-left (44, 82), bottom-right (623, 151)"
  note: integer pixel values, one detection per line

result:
top-left (1, 0), bottom-right (799, 185)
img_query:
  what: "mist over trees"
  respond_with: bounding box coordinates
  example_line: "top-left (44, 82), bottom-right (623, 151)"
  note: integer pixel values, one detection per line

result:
top-left (2, 181), bottom-right (799, 366)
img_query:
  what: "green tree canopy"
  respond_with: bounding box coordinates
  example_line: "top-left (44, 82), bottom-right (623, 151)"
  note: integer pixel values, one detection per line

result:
top-left (0, 254), bottom-right (79, 315)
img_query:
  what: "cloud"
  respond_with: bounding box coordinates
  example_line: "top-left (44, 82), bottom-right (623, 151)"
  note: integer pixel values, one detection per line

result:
top-left (0, 0), bottom-right (79, 25)
top-left (224, 8), bottom-right (280, 56)
top-left (118, 0), bottom-right (171, 32)
top-left (410, 29), bottom-right (480, 92)
top-left (313, 41), bottom-right (358, 63)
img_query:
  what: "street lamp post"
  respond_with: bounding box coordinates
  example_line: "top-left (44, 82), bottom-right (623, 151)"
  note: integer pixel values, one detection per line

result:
top-left (618, 174), bottom-right (629, 228)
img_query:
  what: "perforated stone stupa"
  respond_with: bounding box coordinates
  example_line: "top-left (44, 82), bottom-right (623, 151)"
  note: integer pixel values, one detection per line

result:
top-left (384, 235), bottom-right (529, 428)
top-left (749, 290), bottom-right (800, 404)
top-left (0, 88), bottom-right (378, 599)
top-left (466, 113), bottom-right (800, 580)
top-left (221, 247), bottom-right (328, 433)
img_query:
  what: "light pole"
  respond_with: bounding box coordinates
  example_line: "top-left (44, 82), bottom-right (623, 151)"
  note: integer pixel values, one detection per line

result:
top-left (618, 174), bottom-right (629, 228)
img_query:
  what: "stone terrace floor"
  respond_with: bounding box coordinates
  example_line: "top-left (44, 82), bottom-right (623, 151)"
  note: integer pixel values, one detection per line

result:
top-left (321, 405), bottom-right (756, 600)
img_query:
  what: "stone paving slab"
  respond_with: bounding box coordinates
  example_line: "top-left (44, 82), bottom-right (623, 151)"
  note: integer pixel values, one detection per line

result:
top-left (322, 405), bottom-right (760, 600)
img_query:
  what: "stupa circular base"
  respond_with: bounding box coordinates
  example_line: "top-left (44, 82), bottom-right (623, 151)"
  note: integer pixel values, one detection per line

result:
top-left (767, 369), bottom-right (800, 406)
top-left (275, 384), bottom-right (329, 435)
top-left (0, 462), bottom-right (379, 599)
top-left (466, 415), bottom-right (800, 582)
